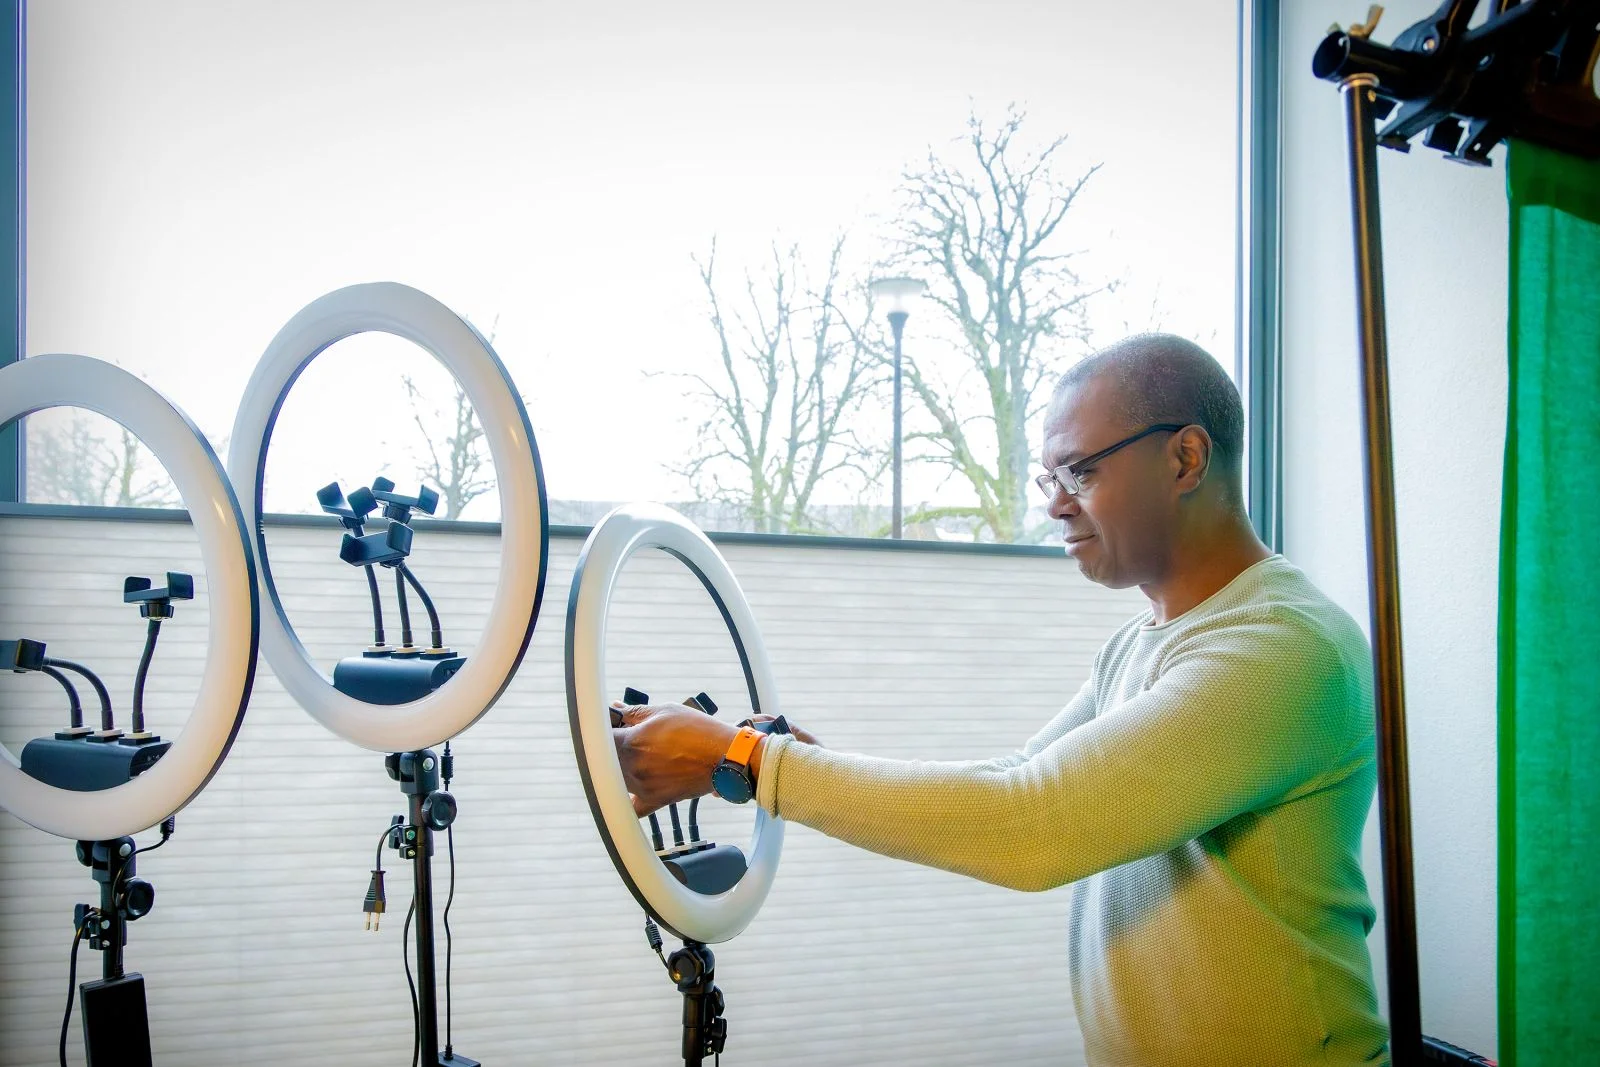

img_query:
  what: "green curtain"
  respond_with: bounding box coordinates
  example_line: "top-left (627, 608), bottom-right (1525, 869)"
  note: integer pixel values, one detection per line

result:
top-left (1500, 139), bottom-right (1600, 1066)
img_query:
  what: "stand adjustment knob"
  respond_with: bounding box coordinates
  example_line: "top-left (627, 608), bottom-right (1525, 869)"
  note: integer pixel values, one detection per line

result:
top-left (422, 791), bottom-right (457, 831)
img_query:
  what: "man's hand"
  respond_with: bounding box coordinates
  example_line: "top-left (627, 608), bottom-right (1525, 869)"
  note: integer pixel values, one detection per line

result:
top-left (613, 702), bottom-right (737, 817)
top-left (611, 703), bottom-right (822, 817)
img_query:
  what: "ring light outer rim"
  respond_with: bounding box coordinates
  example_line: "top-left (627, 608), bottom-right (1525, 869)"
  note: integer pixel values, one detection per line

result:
top-left (566, 502), bottom-right (783, 945)
top-left (0, 354), bottom-right (259, 840)
top-left (225, 282), bottom-right (549, 752)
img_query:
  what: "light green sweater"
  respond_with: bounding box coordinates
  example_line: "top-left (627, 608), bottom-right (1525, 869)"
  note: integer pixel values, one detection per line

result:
top-left (756, 555), bottom-right (1390, 1065)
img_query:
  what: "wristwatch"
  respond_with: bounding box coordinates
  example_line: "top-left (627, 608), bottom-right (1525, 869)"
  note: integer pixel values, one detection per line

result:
top-left (710, 715), bottom-right (790, 804)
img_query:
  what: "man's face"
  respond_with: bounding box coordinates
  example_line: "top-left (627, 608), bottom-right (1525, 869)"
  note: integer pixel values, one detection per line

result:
top-left (1039, 375), bottom-right (1179, 589)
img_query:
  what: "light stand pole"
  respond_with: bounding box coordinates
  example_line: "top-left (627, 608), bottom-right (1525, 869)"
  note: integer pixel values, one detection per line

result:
top-left (869, 277), bottom-right (926, 539)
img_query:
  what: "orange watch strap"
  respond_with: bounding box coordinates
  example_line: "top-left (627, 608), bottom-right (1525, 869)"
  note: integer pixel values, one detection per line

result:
top-left (723, 725), bottom-right (761, 767)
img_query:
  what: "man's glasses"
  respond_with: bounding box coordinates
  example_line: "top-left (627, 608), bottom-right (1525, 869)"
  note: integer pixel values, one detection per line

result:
top-left (1034, 424), bottom-right (1187, 499)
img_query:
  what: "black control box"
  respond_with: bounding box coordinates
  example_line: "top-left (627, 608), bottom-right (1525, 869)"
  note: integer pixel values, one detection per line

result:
top-left (20, 736), bottom-right (170, 791)
top-left (80, 973), bottom-right (154, 1067)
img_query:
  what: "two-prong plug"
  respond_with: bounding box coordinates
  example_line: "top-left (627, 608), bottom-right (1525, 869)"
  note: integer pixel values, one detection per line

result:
top-left (363, 868), bottom-right (387, 931)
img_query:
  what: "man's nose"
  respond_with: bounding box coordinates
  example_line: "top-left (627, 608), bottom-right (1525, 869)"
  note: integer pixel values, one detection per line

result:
top-left (1047, 487), bottom-right (1080, 521)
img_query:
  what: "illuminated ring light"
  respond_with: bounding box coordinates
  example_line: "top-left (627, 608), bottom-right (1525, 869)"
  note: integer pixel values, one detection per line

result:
top-left (566, 503), bottom-right (784, 944)
top-left (227, 283), bottom-right (548, 752)
top-left (0, 355), bottom-right (259, 840)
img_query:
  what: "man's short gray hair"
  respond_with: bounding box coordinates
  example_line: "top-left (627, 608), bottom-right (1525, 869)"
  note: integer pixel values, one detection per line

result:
top-left (1053, 334), bottom-right (1244, 476)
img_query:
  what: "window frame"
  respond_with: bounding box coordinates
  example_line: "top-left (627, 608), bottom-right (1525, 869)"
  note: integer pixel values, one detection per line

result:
top-left (0, 0), bottom-right (1282, 557)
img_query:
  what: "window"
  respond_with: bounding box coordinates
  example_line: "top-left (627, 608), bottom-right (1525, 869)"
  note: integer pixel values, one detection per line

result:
top-left (20, 1), bottom-right (1242, 542)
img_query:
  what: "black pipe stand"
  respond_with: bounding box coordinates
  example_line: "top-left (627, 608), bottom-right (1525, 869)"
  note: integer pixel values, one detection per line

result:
top-left (387, 750), bottom-right (477, 1067)
top-left (667, 941), bottom-right (727, 1067)
top-left (1340, 71), bottom-right (1424, 1063)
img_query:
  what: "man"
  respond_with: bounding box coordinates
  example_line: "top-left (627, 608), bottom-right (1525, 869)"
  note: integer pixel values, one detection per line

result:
top-left (613, 334), bottom-right (1389, 1065)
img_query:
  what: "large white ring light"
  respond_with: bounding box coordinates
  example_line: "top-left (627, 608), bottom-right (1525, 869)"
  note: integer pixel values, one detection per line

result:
top-left (227, 283), bottom-right (548, 752)
top-left (566, 503), bottom-right (784, 944)
top-left (0, 355), bottom-right (259, 840)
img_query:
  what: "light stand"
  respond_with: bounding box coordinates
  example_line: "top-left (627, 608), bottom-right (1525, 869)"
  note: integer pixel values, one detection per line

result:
top-left (1311, 4), bottom-right (1599, 1063)
top-left (321, 477), bottom-right (474, 1066)
top-left (385, 748), bottom-right (471, 1067)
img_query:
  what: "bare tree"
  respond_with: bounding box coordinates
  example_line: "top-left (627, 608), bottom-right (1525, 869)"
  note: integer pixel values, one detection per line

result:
top-left (402, 377), bottom-right (493, 520)
top-left (677, 237), bottom-right (885, 534)
top-left (886, 107), bottom-right (1112, 543)
top-left (29, 416), bottom-right (178, 508)
top-left (402, 317), bottom-right (496, 520)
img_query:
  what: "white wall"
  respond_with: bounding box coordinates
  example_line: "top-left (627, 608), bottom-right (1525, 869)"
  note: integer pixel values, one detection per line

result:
top-left (1279, 2), bottom-right (1507, 1055)
top-left (0, 514), bottom-right (1143, 1067)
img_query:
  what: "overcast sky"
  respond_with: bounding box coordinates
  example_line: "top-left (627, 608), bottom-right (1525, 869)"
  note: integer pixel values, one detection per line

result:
top-left (25, 0), bottom-right (1239, 521)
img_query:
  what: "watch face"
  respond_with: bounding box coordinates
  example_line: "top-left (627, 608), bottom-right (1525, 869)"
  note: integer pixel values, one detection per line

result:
top-left (711, 761), bottom-right (753, 804)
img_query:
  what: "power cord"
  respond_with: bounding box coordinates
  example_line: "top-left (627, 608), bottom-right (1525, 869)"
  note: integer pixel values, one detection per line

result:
top-left (442, 742), bottom-right (456, 1059)
top-left (60, 920), bottom-right (87, 1067)
top-left (110, 816), bottom-right (176, 904)
top-left (403, 898), bottom-right (419, 1067)
top-left (364, 826), bottom-right (391, 930)
top-left (643, 914), bottom-right (668, 969)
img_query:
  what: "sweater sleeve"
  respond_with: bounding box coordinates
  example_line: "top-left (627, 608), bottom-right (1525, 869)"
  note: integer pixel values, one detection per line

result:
top-left (754, 616), bottom-right (1365, 892)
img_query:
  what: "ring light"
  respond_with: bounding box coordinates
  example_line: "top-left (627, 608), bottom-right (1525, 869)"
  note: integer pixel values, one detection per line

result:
top-left (227, 283), bottom-right (548, 752)
top-left (566, 503), bottom-right (784, 944)
top-left (0, 355), bottom-right (258, 840)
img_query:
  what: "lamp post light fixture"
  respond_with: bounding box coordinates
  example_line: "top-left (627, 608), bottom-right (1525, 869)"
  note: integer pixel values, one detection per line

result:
top-left (868, 276), bottom-right (927, 539)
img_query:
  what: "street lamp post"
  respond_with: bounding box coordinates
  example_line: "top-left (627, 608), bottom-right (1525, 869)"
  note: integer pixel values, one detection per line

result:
top-left (868, 277), bottom-right (926, 538)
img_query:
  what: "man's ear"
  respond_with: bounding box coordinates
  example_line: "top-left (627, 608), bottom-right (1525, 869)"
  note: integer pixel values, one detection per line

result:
top-left (1173, 425), bottom-right (1212, 494)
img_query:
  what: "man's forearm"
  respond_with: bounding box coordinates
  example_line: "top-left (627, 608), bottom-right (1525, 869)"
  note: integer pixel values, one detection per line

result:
top-left (754, 735), bottom-right (1080, 893)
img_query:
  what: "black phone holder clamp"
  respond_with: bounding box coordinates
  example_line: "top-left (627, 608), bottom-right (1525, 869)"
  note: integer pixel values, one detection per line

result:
top-left (370, 477), bottom-right (440, 525)
top-left (122, 572), bottom-right (193, 621)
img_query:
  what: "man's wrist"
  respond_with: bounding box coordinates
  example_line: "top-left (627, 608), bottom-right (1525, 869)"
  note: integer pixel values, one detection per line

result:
top-left (749, 734), bottom-right (768, 786)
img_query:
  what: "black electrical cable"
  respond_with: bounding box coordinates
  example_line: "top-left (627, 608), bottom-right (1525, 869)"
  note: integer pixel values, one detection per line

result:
top-left (443, 823), bottom-right (456, 1058)
top-left (38, 665), bottom-right (83, 729)
top-left (442, 742), bottom-right (456, 1058)
top-left (398, 564), bottom-right (443, 650)
top-left (60, 921), bottom-right (86, 1067)
top-left (130, 618), bottom-right (161, 735)
top-left (44, 658), bottom-right (113, 731)
top-left (110, 817), bottom-right (175, 905)
top-left (394, 568), bottom-right (415, 649)
top-left (667, 803), bottom-right (685, 847)
top-left (364, 565), bottom-right (386, 646)
top-left (403, 898), bottom-right (419, 1067)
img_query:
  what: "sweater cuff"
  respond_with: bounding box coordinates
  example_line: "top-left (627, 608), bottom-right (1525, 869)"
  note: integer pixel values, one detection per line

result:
top-left (755, 733), bottom-right (796, 816)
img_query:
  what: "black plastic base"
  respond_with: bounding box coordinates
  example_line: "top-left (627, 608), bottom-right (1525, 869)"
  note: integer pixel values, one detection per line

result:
top-left (80, 973), bottom-right (153, 1067)
top-left (21, 736), bottom-right (169, 791)
top-left (662, 843), bottom-right (747, 896)
top-left (333, 653), bottom-right (466, 704)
